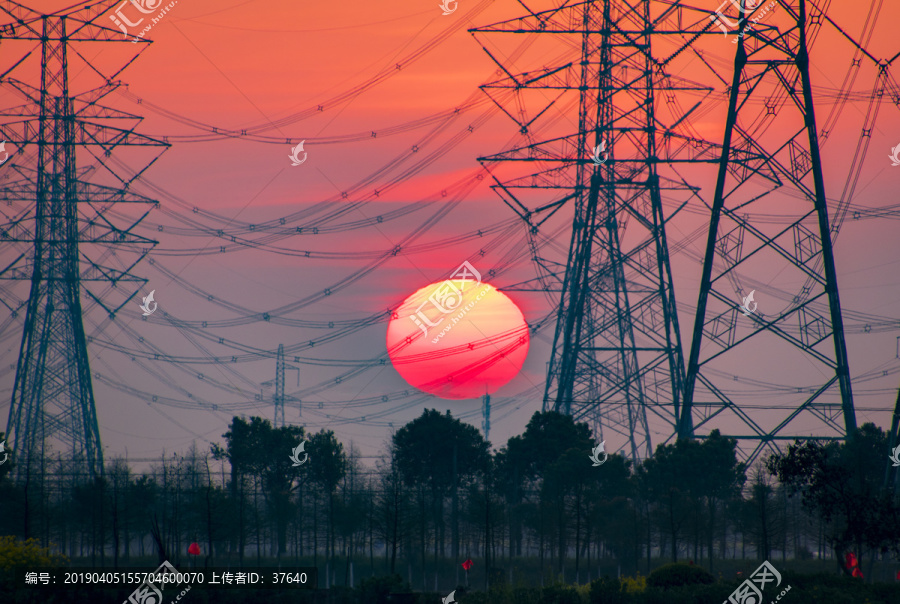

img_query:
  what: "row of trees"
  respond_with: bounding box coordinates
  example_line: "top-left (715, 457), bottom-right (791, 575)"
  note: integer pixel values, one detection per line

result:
top-left (1, 411), bottom-right (899, 586)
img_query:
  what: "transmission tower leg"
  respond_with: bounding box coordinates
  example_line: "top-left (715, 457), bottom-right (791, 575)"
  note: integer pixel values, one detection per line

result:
top-left (681, 0), bottom-right (855, 461)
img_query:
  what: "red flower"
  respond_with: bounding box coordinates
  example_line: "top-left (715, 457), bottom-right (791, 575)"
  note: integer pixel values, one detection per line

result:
top-left (844, 552), bottom-right (862, 578)
top-left (188, 542), bottom-right (201, 556)
top-left (461, 559), bottom-right (473, 571)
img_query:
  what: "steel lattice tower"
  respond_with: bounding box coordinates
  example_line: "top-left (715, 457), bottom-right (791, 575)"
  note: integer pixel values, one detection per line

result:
top-left (0, 2), bottom-right (166, 479)
top-left (482, 392), bottom-right (490, 441)
top-left (263, 344), bottom-right (299, 426)
top-left (275, 343), bottom-right (285, 427)
top-left (680, 0), bottom-right (857, 460)
top-left (472, 1), bottom-right (716, 460)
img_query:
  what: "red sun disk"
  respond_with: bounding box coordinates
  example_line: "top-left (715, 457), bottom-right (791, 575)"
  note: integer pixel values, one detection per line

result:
top-left (387, 280), bottom-right (529, 400)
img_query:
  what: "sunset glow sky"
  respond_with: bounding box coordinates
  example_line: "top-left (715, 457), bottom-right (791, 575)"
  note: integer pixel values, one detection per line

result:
top-left (1, 0), bottom-right (899, 464)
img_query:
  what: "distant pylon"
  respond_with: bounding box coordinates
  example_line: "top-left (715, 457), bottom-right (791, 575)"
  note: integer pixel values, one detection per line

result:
top-left (884, 384), bottom-right (900, 492)
top-left (482, 392), bottom-right (490, 441)
top-left (275, 344), bottom-right (285, 428)
top-left (264, 344), bottom-right (299, 426)
top-left (472, 0), bottom-right (716, 460)
top-left (680, 0), bottom-right (856, 461)
top-left (0, 2), bottom-right (166, 480)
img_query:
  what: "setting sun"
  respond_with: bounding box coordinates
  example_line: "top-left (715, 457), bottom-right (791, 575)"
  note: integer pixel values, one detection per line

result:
top-left (386, 279), bottom-right (529, 399)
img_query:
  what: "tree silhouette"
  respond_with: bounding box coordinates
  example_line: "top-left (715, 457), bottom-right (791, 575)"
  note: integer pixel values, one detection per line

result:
top-left (638, 432), bottom-right (744, 565)
top-left (767, 422), bottom-right (900, 578)
top-left (211, 416), bottom-right (307, 559)
top-left (375, 444), bottom-right (410, 573)
top-left (4, 413), bottom-right (898, 583)
top-left (393, 409), bottom-right (489, 583)
top-left (739, 466), bottom-right (781, 560)
top-left (514, 411), bottom-right (593, 573)
top-left (639, 439), bottom-right (699, 563)
top-left (695, 430), bottom-right (746, 570)
top-left (307, 429), bottom-right (348, 576)
top-left (590, 452), bottom-right (635, 572)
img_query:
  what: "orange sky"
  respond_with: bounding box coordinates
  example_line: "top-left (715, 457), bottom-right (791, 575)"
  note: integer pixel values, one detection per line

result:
top-left (2, 0), bottom-right (900, 460)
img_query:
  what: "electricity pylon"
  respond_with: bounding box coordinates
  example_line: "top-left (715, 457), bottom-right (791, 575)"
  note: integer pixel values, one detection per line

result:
top-left (262, 344), bottom-right (299, 427)
top-left (0, 2), bottom-right (166, 480)
top-left (482, 392), bottom-right (490, 441)
top-left (680, 0), bottom-right (857, 461)
top-left (276, 344), bottom-right (286, 427)
top-left (471, 1), bottom-right (717, 460)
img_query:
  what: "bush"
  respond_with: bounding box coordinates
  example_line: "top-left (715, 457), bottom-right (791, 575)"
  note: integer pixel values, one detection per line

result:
top-left (0, 536), bottom-right (67, 571)
top-left (801, 584), bottom-right (856, 604)
top-left (455, 591), bottom-right (488, 604)
top-left (357, 575), bottom-right (406, 604)
top-left (327, 585), bottom-right (356, 604)
top-left (539, 583), bottom-right (583, 604)
top-left (620, 574), bottom-right (646, 594)
top-left (646, 563), bottom-right (714, 589)
top-left (511, 585), bottom-right (541, 604)
top-left (636, 582), bottom-right (734, 604)
top-left (0, 535), bottom-right (68, 592)
top-left (589, 576), bottom-right (626, 604)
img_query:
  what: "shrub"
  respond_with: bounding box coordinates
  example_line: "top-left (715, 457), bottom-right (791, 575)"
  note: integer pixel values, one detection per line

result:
top-left (327, 585), bottom-right (356, 604)
top-left (0, 536), bottom-right (67, 571)
top-left (638, 582), bottom-right (735, 604)
top-left (539, 583), bottom-right (583, 604)
top-left (456, 591), bottom-right (489, 604)
top-left (511, 585), bottom-right (541, 604)
top-left (357, 574), bottom-right (406, 604)
top-left (589, 576), bottom-right (626, 604)
top-left (489, 567), bottom-right (507, 587)
top-left (801, 584), bottom-right (856, 604)
top-left (646, 563), bottom-right (714, 589)
top-left (620, 574), bottom-right (646, 594)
